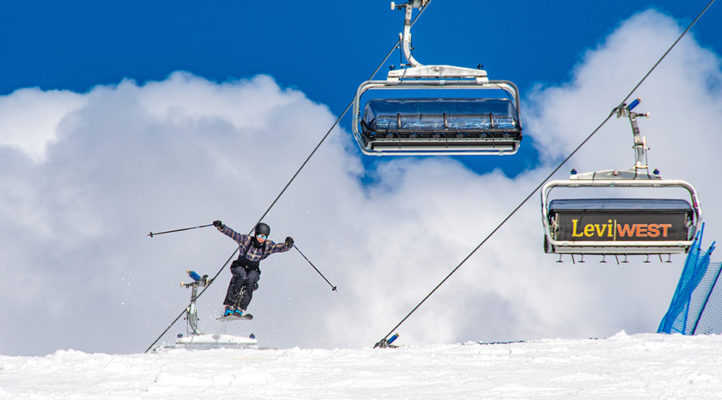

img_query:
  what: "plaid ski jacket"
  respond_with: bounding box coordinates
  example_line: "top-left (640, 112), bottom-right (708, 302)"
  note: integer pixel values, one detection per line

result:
top-left (220, 226), bottom-right (292, 265)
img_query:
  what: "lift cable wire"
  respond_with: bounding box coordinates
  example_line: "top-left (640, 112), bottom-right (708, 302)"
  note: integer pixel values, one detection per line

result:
top-left (144, 2), bottom-right (433, 353)
top-left (373, 0), bottom-right (716, 348)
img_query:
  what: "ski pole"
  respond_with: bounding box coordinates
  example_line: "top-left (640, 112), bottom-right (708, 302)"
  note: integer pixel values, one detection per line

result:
top-left (293, 245), bottom-right (337, 291)
top-left (148, 223), bottom-right (214, 238)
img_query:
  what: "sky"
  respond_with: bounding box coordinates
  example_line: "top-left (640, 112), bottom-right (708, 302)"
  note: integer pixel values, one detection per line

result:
top-left (0, 1), bottom-right (721, 356)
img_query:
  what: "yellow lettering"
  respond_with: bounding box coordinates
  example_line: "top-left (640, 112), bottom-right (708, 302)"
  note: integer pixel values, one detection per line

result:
top-left (595, 224), bottom-right (608, 237)
top-left (572, 220), bottom-right (674, 240)
top-left (572, 219), bottom-right (584, 237)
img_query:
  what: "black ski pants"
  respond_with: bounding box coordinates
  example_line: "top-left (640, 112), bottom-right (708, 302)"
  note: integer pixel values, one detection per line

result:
top-left (224, 266), bottom-right (260, 310)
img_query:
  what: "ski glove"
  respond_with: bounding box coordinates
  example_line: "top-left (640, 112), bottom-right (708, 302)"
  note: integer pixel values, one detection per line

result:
top-left (285, 236), bottom-right (294, 247)
top-left (213, 220), bottom-right (225, 230)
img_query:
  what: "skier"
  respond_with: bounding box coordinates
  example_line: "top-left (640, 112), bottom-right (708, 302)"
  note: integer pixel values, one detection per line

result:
top-left (212, 220), bottom-right (294, 317)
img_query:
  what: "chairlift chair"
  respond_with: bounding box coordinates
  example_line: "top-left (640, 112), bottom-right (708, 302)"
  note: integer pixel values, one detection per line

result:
top-left (351, 0), bottom-right (522, 156)
top-left (541, 99), bottom-right (702, 258)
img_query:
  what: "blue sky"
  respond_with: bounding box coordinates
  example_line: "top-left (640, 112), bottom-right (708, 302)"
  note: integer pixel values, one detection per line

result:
top-left (3, 1), bottom-right (720, 94)
top-left (1, 1), bottom-right (722, 355)
top-left (2, 0), bottom-right (719, 177)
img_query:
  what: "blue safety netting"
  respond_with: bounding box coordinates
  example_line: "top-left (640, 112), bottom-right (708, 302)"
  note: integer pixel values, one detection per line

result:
top-left (686, 261), bottom-right (722, 334)
top-left (658, 224), bottom-right (718, 334)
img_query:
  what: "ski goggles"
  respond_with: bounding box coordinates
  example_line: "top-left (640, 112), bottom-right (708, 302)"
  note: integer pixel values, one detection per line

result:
top-left (256, 234), bottom-right (268, 239)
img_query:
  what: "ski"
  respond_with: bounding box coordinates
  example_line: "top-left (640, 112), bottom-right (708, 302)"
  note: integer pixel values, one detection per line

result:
top-left (217, 313), bottom-right (253, 321)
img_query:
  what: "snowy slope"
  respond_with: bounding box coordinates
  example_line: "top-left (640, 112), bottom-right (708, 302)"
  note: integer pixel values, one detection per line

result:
top-left (1, 332), bottom-right (721, 400)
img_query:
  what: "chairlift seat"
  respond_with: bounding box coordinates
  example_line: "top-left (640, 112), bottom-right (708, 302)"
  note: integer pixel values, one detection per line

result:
top-left (359, 98), bottom-right (521, 154)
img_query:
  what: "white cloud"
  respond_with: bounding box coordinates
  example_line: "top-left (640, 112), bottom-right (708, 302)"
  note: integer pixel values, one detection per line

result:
top-left (1, 10), bottom-right (721, 356)
top-left (0, 88), bottom-right (86, 161)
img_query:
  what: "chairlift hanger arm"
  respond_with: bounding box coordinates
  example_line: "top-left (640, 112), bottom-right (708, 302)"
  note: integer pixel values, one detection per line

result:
top-left (616, 98), bottom-right (652, 172)
top-left (398, 1), bottom-right (423, 68)
top-left (389, 0), bottom-right (488, 81)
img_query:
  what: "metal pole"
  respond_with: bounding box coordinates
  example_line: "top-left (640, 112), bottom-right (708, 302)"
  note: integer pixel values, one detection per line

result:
top-left (294, 245), bottom-right (337, 291)
top-left (148, 224), bottom-right (214, 237)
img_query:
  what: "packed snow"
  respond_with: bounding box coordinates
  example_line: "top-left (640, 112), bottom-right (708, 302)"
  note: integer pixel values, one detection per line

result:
top-left (1, 332), bottom-right (722, 399)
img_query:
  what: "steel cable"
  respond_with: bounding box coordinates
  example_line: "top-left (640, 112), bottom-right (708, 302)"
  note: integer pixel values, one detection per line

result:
top-left (374, 0), bottom-right (716, 347)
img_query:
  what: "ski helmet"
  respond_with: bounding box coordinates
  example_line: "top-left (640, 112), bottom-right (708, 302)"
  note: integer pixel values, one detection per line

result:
top-left (255, 222), bottom-right (270, 236)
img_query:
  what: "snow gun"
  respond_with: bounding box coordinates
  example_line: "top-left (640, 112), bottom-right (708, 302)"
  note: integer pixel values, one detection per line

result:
top-left (374, 333), bottom-right (400, 349)
top-left (180, 270), bottom-right (211, 336)
top-left (181, 270), bottom-right (211, 288)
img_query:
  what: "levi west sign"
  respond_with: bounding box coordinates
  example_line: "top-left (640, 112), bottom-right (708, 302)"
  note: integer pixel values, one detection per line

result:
top-left (549, 199), bottom-right (693, 242)
top-left (555, 213), bottom-right (687, 241)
